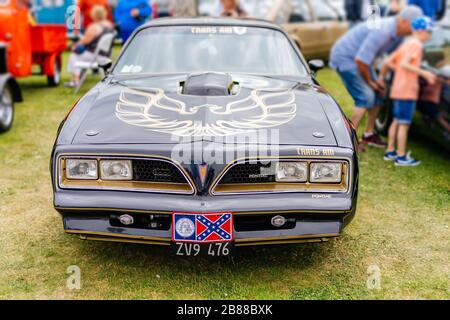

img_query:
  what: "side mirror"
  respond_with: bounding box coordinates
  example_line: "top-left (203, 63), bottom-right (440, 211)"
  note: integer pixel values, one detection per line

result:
top-left (308, 59), bottom-right (325, 73)
top-left (99, 59), bottom-right (113, 73)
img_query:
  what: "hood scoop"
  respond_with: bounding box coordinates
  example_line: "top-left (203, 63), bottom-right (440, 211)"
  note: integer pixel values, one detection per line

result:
top-left (181, 72), bottom-right (236, 96)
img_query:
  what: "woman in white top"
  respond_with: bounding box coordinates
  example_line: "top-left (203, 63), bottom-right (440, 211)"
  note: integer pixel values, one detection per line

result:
top-left (66, 5), bottom-right (114, 88)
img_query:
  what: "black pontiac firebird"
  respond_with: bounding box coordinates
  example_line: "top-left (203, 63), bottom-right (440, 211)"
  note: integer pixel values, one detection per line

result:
top-left (51, 18), bottom-right (359, 256)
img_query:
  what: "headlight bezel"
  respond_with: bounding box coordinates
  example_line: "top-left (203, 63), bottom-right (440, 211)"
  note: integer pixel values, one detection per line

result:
top-left (99, 159), bottom-right (133, 181)
top-left (57, 155), bottom-right (196, 195)
top-left (211, 158), bottom-right (350, 195)
top-left (309, 162), bottom-right (343, 184)
top-left (65, 159), bottom-right (98, 180)
top-left (275, 161), bottom-right (308, 183)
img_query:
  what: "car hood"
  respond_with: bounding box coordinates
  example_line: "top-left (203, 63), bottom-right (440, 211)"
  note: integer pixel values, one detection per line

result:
top-left (71, 74), bottom-right (338, 146)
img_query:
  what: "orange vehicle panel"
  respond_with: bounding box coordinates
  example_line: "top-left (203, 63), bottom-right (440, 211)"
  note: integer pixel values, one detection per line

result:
top-left (30, 25), bottom-right (67, 53)
top-left (0, 1), bottom-right (32, 77)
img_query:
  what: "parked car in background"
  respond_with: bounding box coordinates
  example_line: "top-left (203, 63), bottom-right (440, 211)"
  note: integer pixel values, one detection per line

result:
top-left (1, 0), bottom-right (67, 87)
top-left (0, 0), bottom-right (67, 133)
top-left (0, 43), bottom-right (20, 133)
top-left (285, 0), bottom-right (348, 61)
top-left (198, 0), bottom-right (348, 61)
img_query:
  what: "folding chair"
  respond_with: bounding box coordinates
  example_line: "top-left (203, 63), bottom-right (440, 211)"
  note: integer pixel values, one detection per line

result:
top-left (74, 31), bottom-right (116, 93)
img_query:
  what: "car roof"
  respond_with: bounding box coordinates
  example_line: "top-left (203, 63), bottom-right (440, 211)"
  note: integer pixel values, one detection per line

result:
top-left (136, 17), bottom-right (283, 31)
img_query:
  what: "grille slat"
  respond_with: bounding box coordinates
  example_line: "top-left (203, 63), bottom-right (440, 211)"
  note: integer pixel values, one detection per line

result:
top-left (132, 160), bottom-right (187, 184)
top-left (220, 162), bottom-right (275, 184)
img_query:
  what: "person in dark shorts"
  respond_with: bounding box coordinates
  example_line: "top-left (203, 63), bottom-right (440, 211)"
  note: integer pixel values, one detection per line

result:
top-left (379, 17), bottom-right (436, 166)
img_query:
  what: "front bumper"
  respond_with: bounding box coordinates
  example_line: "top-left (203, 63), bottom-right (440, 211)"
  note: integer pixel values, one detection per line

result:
top-left (52, 144), bottom-right (358, 247)
top-left (56, 189), bottom-right (357, 247)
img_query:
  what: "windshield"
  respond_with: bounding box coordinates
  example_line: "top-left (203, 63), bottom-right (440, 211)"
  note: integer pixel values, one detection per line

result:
top-left (113, 26), bottom-right (308, 77)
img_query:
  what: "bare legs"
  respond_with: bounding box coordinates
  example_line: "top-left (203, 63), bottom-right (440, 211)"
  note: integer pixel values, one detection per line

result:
top-left (366, 105), bottom-right (382, 134)
top-left (386, 119), bottom-right (410, 157)
top-left (351, 107), bottom-right (367, 131)
top-left (387, 120), bottom-right (398, 152)
top-left (72, 74), bottom-right (80, 85)
top-left (396, 124), bottom-right (410, 157)
top-left (351, 105), bottom-right (382, 134)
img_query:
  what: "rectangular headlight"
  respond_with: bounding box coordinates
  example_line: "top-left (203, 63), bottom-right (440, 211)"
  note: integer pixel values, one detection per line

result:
top-left (310, 162), bottom-right (343, 183)
top-left (275, 162), bottom-right (308, 182)
top-left (100, 160), bottom-right (133, 181)
top-left (66, 159), bottom-right (98, 180)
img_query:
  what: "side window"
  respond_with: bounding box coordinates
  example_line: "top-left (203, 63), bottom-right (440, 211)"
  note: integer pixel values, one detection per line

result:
top-left (289, 0), bottom-right (312, 22)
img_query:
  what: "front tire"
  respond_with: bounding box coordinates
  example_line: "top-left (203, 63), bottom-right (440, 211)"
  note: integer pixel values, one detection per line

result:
top-left (0, 85), bottom-right (14, 133)
top-left (376, 97), bottom-right (393, 136)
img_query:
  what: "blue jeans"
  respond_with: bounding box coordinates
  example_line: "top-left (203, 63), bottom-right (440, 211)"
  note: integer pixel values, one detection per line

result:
top-left (337, 68), bottom-right (382, 109)
top-left (393, 100), bottom-right (417, 125)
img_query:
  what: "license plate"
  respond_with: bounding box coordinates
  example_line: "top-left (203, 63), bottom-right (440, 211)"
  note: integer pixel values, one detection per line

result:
top-left (171, 212), bottom-right (234, 256)
top-left (172, 242), bottom-right (234, 257)
top-left (172, 212), bottom-right (234, 243)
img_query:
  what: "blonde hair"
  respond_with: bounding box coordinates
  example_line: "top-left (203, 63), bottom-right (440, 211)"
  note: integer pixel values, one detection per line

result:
top-left (90, 5), bottom-right (107, 22)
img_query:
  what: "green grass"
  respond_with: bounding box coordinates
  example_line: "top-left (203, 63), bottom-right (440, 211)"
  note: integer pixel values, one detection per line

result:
top-left (0, 50), bottom-right (449, 299)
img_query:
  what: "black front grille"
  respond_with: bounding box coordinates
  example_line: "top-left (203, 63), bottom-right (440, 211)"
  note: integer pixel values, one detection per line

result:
top-left (220, 162), bottom-right (275, 184)
top-left (132, 160), bottom-right (187, 183)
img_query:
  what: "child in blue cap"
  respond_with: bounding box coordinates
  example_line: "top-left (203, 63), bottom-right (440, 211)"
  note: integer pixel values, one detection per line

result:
top-left (378, 16), bottom-right (437, 166)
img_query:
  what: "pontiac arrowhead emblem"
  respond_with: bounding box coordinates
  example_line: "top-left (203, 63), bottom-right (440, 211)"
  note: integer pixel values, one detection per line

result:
top-left (198, 164), bottom-right (209, 187)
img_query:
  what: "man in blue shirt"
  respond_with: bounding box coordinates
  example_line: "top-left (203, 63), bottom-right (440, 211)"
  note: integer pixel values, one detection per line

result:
top-left (408, 0), bottom-right (444, 20)
top-left (330, 5), bottom-right (423, 149)
top-left (115, 0), bottom-right (152, 43)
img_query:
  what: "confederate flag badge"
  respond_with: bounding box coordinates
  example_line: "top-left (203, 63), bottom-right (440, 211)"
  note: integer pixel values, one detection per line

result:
top-left (172, 212), bottom-right (234, 243)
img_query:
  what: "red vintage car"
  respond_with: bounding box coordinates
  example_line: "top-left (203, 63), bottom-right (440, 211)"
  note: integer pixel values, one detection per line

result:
top-left (0, 0), bottom-right (67, 133)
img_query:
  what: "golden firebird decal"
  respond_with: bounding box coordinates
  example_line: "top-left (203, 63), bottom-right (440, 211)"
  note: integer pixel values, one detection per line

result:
top-left (115, 88), bottom-right (297, 137)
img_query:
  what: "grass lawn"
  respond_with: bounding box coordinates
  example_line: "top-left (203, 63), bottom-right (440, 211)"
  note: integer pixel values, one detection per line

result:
top-left (0, 49), bottom-right (449, 300)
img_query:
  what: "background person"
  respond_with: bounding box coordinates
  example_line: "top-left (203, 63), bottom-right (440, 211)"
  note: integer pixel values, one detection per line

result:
top-left (329, 5), bottom-right (423, 150)
top-left (66, 5), bottom-right (114, 88)
top-left (220, 0), bottom-right (247, 17)
top-left (379, 17), bottom-right (436, 166)
top-left (115, 0), bottom-right (152, 43)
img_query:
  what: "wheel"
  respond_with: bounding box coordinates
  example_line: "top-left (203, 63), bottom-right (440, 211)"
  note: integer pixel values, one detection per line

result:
top-left (375, 97), bottom-right (393, 136)
top-left (47, 60), bottom-right (61, 87)
top-left (0, 85), bottom-right (14, 133)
